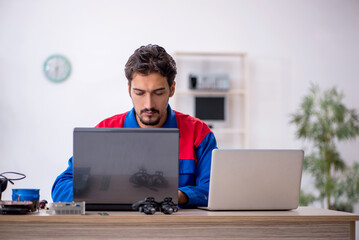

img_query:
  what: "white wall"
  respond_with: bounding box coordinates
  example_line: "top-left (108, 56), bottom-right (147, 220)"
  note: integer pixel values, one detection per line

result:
top-left (1, 0), bottom-right (359, 214)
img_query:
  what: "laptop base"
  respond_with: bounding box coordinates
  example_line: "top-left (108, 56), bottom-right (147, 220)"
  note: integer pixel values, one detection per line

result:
top-left (85, 204), bottom-right (133, 211)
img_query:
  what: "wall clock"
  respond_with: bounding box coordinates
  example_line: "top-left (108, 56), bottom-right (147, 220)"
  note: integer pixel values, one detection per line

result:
top-left (43, 54), bottom-right (71, 82)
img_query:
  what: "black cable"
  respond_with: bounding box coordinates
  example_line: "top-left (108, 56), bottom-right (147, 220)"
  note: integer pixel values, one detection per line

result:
top-left (0, 172), bottom-right (26, 185)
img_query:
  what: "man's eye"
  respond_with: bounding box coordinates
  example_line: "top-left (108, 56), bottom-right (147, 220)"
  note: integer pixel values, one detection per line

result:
top-left (155, 92), bottom-right (164, 96)
top-left (135, 91), bottom-right (144, 96)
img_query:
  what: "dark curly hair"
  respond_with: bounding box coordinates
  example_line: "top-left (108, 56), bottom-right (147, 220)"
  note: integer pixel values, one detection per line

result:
top-left (125, 44), bottom-right (177, 87)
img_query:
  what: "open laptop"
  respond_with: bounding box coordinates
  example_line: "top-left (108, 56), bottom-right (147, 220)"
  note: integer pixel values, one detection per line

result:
top-left (201, 149), bottom-right (303, 210)
top-left (73, 128), bottom-right (179, 211)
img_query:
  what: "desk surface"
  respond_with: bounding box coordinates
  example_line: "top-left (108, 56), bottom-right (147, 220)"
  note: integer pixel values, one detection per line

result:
top-left (1, 206), bottom-right (358, 223)
top-left (1, 207), bottom-right (358, 240)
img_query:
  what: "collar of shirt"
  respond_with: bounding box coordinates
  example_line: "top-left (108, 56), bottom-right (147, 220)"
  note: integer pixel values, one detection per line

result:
top-left (123, 105), bottom-right (178, 128)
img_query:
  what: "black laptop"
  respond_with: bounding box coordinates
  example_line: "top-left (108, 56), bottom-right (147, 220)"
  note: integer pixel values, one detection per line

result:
top-left (73, 128), bottom-right (179, 210)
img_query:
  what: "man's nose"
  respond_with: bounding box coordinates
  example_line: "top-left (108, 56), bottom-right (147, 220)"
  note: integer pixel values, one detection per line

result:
top-left (144, 95), bottom-right (155, 109)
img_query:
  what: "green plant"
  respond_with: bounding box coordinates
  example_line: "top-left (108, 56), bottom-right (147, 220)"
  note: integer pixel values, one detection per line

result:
top-left (290, 84), bottom-right (359, 212)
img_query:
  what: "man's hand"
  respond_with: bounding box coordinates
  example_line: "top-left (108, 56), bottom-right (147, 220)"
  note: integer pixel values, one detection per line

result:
top-left (178, 190), bottom-right (189, 205)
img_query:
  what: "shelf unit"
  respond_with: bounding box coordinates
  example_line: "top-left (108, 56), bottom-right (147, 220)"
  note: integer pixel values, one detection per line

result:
top-left (170, 52), bottom-right (249, 149)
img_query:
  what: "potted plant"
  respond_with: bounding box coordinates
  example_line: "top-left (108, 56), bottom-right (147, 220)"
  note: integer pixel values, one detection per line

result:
top-left (290, 84), bottom-right (359, 212)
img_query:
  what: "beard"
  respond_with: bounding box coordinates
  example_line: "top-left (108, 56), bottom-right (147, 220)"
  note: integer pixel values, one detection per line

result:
top-left (136, 108), bottom-right (161, 126)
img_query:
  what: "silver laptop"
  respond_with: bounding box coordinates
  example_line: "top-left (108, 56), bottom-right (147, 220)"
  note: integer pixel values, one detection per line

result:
top-left (73, 128), bottom-right (179, 210)
top-left (202, 149), bottom-right (303, 210)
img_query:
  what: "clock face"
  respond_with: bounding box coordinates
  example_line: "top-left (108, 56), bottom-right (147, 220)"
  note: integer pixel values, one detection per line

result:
top-left (43, 55), bottom-right (71, 82)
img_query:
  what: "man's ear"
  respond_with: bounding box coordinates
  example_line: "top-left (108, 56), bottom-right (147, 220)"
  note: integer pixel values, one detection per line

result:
top-left (169, 81), bottom-right (176, 97)
top-left (128, 82), bottom-right (131, 97)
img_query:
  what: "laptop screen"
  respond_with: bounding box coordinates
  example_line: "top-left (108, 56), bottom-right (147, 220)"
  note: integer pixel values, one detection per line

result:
top-left (73, 128), bottom-right (179, 210)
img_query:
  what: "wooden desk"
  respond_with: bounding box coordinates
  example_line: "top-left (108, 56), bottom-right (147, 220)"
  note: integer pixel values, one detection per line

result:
top-left (0, 207), bottom-right (358, 239)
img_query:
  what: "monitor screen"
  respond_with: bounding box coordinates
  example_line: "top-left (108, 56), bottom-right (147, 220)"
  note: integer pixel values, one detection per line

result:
top-left (195, 96), bottom-right (225, 121)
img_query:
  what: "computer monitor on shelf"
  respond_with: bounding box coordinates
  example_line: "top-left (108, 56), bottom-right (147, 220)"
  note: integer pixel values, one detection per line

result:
top-left (195, 96), bottom-right (227, 129)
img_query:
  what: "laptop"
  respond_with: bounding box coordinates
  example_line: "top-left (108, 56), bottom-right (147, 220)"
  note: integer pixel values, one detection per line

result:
top-left (73, 128), bottom-right (179, 211)
top-left (202, 149), bottom-right (303, 211)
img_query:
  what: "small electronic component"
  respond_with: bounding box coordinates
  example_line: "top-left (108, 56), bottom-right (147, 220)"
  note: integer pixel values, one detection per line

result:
top-left (98, 212), bottom-right (109, 216)
top-left (39, 200), bottom-right (48, 209)
top-left (0, 200), bottom-right (34, 215)
top-left (48, 202), bottom-right (85, 215)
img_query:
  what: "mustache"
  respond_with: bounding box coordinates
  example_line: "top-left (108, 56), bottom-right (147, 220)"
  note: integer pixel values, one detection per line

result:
top-left (140, 108), bottom-right (159, 114)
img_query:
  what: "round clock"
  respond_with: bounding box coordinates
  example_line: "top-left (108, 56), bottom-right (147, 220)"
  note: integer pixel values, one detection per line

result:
top-left (43, 54), bottom-right (71, 82)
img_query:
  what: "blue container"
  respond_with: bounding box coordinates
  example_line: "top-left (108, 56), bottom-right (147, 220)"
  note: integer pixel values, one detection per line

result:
top-left (12, 189), bottom-right (40, 201)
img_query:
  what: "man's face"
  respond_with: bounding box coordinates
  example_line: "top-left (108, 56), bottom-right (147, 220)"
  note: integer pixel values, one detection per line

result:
top-left (129, 72), bottom-right (175, 128)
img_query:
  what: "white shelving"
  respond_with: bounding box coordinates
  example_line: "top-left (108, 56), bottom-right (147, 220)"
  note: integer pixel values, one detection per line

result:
top-left (171, 52), bottom-right (249, 149)
top-left (175, 89), bottom-right (246, 96)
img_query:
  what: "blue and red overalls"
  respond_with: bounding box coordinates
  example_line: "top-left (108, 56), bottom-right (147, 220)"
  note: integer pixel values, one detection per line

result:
top-left (51, 105), bottom-right (217, 207)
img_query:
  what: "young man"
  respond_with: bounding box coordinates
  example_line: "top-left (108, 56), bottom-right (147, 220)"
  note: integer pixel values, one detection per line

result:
top-left (52, 44), bottom-right (217, 207)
